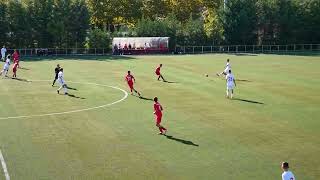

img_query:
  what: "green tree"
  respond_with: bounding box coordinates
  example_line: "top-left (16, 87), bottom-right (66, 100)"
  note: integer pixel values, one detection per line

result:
top-left (220, 0), bottom-right (257, 44)
top-left (86, 28), bottom-right (112, 49)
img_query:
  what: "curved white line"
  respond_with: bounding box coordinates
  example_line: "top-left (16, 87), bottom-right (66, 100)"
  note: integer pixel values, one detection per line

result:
top-left (0, 149), bottom-right (10, 180)
top-left (0, 80), bottom-right (128, 120)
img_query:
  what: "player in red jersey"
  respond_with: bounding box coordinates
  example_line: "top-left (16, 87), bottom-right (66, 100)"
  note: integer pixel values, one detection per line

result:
top-left (155, 64), bottom-right (166, 82)
top-left (12, 62), bottom-right (18, 78)
top-left (12, 50), bottom-right (20, 68)
top-left (125, 71), bottom-right (141, 96)
top-left (153, 97), bottom-right (167, 135)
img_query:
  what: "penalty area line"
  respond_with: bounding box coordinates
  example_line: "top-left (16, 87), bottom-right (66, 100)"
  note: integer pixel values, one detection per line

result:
top-left (0, 149), bottom-right (10, 180)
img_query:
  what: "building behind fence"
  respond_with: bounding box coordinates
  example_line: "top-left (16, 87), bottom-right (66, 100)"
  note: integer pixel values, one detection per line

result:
top-left (6, 44), bottom-right (320, 57)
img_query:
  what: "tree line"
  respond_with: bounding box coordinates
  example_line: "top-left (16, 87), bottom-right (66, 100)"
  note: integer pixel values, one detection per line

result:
top-left (0, 0), bottom-right (319, 49)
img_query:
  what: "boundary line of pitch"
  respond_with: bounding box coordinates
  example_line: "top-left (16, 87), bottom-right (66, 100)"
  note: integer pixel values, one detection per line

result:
top-left (0, 80), bottom-right (128, 120)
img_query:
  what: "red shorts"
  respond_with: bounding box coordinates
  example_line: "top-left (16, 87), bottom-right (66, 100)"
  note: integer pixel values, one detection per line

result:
top-left (128, 82), bottom-right (133, 90)
top-left (155, 113), bottom-right (162, 124)
top-left (155, 71), bottom-right (160, 76)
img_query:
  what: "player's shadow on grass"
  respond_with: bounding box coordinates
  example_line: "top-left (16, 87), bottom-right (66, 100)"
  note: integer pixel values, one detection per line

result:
top-left (12, 77), bottom-right (30, 82)
top-left (164, 80), bottom-right (178, 84)
top-left (139, 96), bottom-right (153, 101)
top-left (19, 67), bottom-right (30, 70)
top-left (67, 86), bottom-right (78, 91)
top-left (66, 93), bottom-right (85, 99)
top-left (132, 94), bottom-right (153, 101)
top-left (237, 79), bottom-right (252, 82)
top-left (164, 135), bottom-right (199, 147)
top-left (233, 98), bottom-right (264, 105)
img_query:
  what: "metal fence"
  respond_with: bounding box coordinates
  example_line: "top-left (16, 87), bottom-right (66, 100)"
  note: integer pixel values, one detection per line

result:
top-left (175, 44), bottom-right (320, 54)
top-left (6, 44), bottom-right (320, 57)
top-left (6, 48), bottom-right (112, 57)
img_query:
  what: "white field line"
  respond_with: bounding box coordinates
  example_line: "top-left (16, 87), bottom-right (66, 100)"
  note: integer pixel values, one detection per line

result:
top-left (0, 149), bottom-right (10, 180)
top-left (0, 80), bottom-right (128, 120)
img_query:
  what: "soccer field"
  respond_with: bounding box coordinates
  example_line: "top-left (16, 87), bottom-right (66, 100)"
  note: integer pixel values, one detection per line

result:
top-left (0, 54), bottom-right (319, 179)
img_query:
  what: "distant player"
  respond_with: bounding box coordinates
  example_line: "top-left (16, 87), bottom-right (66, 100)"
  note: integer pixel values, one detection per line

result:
top-left (125, 71), bottom-right (141, 96)
top-left (1, 45), bottom-right (6, 61)
top-left (281, 162), bottom-right (295, 180)
top-left (155, 64), bottom-right (166, 81)
top-left (12, 50), bottom-right (20, 68)
top-left (12, 62), bottom-right (18, 78)
top-left (226, 69), bottom-right (236, 99)
top-left (217, 59), bottom-right (231, 76)
top-left (57, 68), bottom-right (68, 95)
top-left (0, 55), bottom-right (11, 77)
top-left (153, 97), bottom-right (167, 135)
top-left (52, 64), bottom-right (61, 86)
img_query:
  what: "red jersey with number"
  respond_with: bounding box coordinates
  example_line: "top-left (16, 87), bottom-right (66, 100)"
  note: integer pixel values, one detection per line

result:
top-left (125, 74), bottom-right (134, 84)
top-left (154, 102), bottom-right (162, 116)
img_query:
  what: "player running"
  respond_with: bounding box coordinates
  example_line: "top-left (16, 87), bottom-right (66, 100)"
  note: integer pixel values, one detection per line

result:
top-left (226, 70), bottom-right (236, 99)
top-left (12, 50), bottom-right (20, 68)
top-left (125, 71), bottom-right (141, 96)
top-left (52, 64), bottom-right (61, 86)
top-left (155, 64), bottom-right (166, 82)
top-left (281, 162), bottom-right (295, 180)
top-left (217, 59), bottom-right (231, 77)
top-left (57, 68), bottom-right (68, 95)
top-left (153, 97), bottom-right (167, 135)
top-left (1, 45), bottom-right (7, 61)
top-left (0, 55), bottom-right (11, 77)
top-left (12, 62), bottom-right (18, 78)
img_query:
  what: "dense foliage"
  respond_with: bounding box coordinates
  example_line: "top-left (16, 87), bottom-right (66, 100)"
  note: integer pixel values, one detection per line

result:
top-left (0, 0), bottom-right (319, 48)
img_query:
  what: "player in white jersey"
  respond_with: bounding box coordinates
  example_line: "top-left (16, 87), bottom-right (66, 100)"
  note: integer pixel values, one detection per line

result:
top-left (0, 55), bottom-right (11, 77)
top-left (217, 59), bottom-right (231, 77)
top-left (225, 69), bottom-right (236, 99)
top-left (281, 162), bottom-right (295, 180)
top-left (1, 45), bottom-right (7, 61)
top-left (57, 68), bottom-right (68, 95)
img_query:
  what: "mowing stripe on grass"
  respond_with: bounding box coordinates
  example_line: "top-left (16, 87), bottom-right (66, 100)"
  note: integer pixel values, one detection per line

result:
top-left (0, 80), bottom-right (128, 120)
top-left (0, 149), bottom-right (10, 180)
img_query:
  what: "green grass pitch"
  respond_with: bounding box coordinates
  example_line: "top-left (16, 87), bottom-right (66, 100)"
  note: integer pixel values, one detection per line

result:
top-left (0, 54), bottom-right (319, 179)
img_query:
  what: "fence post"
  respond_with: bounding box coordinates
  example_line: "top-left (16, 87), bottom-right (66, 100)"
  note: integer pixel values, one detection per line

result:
top-left (211, 46), bottom-right (213, 53)
top-left (253, 45), bottom-right (255, 53)
top-left (244, 45), bottom-right (246, 53)
top-left (227, 46), bottom-right (229, 53)
top-left (202, 46), bottom-right (204, 53)
top-left (262, 45), bottom-right (264, 53)
top-left (193, 46), bottom-right (194, 54)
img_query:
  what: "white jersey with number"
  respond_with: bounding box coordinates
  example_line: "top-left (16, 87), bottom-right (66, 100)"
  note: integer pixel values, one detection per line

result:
top-left (3, 58), bottom-right (10, 70)
top-left (58, 71), bottom-right (65, 85)
top-left (226, 73), bottom-right (235, 89)
top-left (282, 171), bottom-right (295, 180)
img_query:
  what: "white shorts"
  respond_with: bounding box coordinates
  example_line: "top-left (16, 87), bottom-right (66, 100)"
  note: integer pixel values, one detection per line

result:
top-left (3, 65), bottom-right (9, 71)
top-left (58, 80), bottom-right (65, 85)
top-left (227, 84), bottom-right (234, 90)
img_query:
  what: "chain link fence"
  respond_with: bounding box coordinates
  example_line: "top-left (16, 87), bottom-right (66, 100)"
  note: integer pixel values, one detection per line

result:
top-left (175, 44), bottom-right (320, 54)
top-left (5, 44), bottom-right (320, 57)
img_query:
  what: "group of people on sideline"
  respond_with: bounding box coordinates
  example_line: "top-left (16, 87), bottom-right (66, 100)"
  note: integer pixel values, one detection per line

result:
top-left (1, 45), bottom-right (20, 78)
